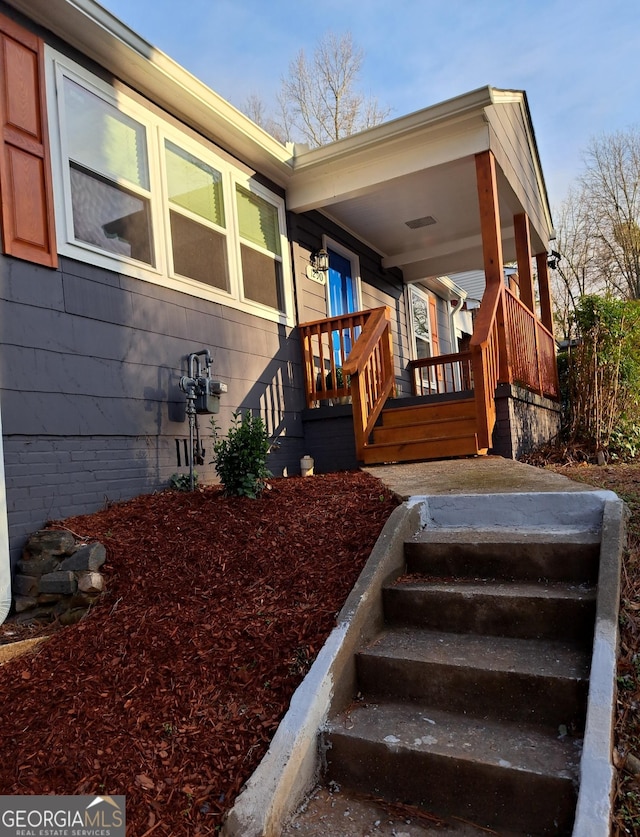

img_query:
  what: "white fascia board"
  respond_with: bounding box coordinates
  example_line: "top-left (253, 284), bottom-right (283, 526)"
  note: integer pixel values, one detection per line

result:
top-left (288, 117), bottom-right (491, 213)
top-left (7, 0), bottom-right (294, 186)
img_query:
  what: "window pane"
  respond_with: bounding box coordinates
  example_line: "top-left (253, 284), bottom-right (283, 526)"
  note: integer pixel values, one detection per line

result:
top-left (170, 210), bottom-right (229, 290)
top-left (236, 186), bottom-right (281, 255)
top-left (165, 141), bottom-right (225, 227)
top-left (64, 77), bottom-right (149, 189)
top-left (241, 244), bottom-right (282, 310)
top-left (70, 164), bottom-right (153, 265)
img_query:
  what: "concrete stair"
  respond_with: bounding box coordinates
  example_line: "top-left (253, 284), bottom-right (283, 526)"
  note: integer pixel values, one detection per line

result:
top-left (323, 527), bottom-right (599, 834)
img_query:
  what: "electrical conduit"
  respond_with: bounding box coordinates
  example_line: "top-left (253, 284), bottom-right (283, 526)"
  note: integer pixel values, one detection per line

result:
top-left (0, 404), bottom-right (10, 624)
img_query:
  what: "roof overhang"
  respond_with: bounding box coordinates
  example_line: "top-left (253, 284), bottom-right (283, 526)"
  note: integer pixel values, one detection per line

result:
top-left (288, 87), bottom-right (555, 280)
top-left (6, 0), bottom-right (295, 186)
top-left (7, 0), bottom-right (554, 283)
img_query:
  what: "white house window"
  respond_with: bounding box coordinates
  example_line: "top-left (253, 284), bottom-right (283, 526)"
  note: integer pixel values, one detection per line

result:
top-left (410, 285), bottom-right (433, 359)
top-left (236, 185), bottom-right (283, 311)
top-left (63, 77), bottom-right (154, 265)
top-left (47, 50), bottom-right (293, 325)
top-left (164, 140), bottom-right (229, 291)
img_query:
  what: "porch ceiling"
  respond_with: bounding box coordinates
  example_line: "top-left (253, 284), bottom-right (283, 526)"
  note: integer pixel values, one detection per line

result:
top-left (288, 87), bottom-right (554, 282)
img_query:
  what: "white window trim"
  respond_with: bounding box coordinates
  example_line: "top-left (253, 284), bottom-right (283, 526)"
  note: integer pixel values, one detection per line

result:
top-left (45, 47), bottom-right (294, 326)
top-left (322, 236), bottom-right (362, 317)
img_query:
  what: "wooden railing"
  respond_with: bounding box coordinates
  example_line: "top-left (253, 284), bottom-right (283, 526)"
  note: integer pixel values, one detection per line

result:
top-left (503, 287), bottom-right (559, 399)
top-left (409, 351), bottom-right (474, 396)
top-left (342, 307), bottom-right (395, 459)
top-left (299, 310), bottom-right (369, 407)
top-left (470, 281), bottom-right (503, 450)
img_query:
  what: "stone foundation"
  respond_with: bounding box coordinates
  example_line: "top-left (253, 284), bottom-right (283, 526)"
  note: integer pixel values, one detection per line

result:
top-left (492, 383), bottom-right (562, 459)
top-left (12, 529), bottom-right (107, 625)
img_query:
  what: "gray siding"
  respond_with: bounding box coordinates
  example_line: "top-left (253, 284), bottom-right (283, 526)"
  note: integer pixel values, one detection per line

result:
top-left (1, 254), bottom-right (306, 563)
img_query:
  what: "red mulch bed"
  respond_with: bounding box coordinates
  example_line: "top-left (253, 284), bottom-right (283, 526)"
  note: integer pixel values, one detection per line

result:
top-left (0, 471), bottom-right (399, 836)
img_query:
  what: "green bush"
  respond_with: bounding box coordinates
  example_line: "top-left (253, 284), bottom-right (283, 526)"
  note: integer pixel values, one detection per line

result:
top-left (169, 472), bottom-right (197, 491)
top-left (210, 410), bottom-right (272, 498)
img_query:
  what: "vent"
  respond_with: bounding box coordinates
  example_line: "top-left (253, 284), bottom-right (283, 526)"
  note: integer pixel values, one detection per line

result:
top-left (405, 215), bottom-right (437, 229)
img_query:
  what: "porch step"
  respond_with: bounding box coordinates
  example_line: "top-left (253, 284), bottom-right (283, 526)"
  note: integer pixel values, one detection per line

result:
top-left (372, 414), bottom-right (478, 445)
top-left (383, 578), bottom-right (596, 640)
top-left (380, 397), bottom-right (477, 427)
top-left (355, 626), bottom-right (590, 728)
top-left (324, 701), bottom-right (581, 834)
top-left (360, 433), bottom-right (483, 465)
top-left (405, 529), bottom-right (601, 583)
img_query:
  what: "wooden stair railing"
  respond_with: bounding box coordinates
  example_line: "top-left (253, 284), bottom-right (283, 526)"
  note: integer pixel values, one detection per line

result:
top-left (299, 311), bottom-right (369, 407)
top-left (470, 281), bottom-right (504, 450)
top-left (342, 307), bottom-right (395, 461)
top-left (503, 287), bottom-right (560, 399)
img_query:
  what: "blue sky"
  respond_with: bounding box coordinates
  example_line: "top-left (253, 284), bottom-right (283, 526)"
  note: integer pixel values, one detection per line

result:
top-left (101, 0), bottom-right (639, 209)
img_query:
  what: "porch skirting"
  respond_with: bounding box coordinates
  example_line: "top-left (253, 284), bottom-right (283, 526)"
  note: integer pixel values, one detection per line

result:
top-left (301, 404), bottom-right (358, 473)
top-left (492, 383), bottom-right (561, 460)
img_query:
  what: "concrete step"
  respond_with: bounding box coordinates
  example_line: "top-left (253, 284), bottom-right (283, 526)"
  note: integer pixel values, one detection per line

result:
top-left (356, 627), bottom-right (590, 729)
top-left (383, 578), bottom-right (597, 640)
top-left (324, 700), bottom-right (581, 834)
top-left (405, 529), bottom-right (601, 583)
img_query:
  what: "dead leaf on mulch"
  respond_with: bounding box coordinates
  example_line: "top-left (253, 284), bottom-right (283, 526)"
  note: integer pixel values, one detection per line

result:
top-left (0, 472), bottom-right (398, 836)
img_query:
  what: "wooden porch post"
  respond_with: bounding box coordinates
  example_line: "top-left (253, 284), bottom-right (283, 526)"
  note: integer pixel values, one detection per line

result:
top-left (514, 213), bottom-right (535, 313)
top-left (475, 150), bottom-right (509, 381)
top-left (475, 151), bottom-right (504, 287)
top-left (536, 251), bottom-right (555, 336)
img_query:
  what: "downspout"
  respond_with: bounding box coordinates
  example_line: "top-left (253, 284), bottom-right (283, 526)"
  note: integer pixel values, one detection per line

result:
top-left (0, 401), bottom-right (10, 624)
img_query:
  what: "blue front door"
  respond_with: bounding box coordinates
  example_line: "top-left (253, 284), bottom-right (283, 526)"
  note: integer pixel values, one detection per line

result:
top-left (327, 248), bottom-right (358, 365)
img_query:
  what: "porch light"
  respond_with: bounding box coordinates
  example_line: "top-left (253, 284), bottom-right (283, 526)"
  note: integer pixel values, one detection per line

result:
top-left (547, 250), bottom-right (561, 270)
top-left (306, 248), bottom-right (329, 284)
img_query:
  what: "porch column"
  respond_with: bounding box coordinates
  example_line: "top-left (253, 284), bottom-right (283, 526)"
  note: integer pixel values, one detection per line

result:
top-left (475, 150), bottom-right (504, 287)
top-left (514, 213), bottom-right (535, 313)
top-left (536, 251), bottom-right (555, 336)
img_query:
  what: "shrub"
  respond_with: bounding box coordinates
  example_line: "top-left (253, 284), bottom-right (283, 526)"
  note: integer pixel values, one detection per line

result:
top-left (169, 472), bottom-right (197, 491)
top-left (210, 410), bottom-right (272, 498)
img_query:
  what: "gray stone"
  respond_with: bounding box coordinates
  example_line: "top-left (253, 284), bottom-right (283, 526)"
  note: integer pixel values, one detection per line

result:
top-left (16, 555), bottom-right (60, 577)
top-left (14, 595), bottom-right (37, 613)
top-left (25, 529), bottom-right (75, 557)
top-left (13, 574), bottom-right (39, 597)
top-left (77, 571), bottom-right (105, 595)
top-left (59, 542), bottom-right (106, 572)
top-left (39, 571), bottom-right (77, 596)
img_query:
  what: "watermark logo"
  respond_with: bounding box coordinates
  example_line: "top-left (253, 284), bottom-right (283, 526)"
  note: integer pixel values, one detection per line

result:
top-left (0, 795), bottom-right (125, 837)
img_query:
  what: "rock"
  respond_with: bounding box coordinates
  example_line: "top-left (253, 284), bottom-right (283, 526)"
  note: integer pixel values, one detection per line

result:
top-left (24, 530), bottom-right (75, 557)
top-left (37, 593), bottom-right (63, 604)
top-left (77, 572), bottom-right (105, 595)
top-left (59, 608), bottom-right (87, 626)
top-left (16, 555), bottom-right (60, 577)
top-left (13, 574), bottom-right (39, 597)
top-left (70, 592), bottom-right (101, 608)
top-left (39, 571), bottom-right (77, 596)
top-left (59, 543), bottom-right (106, 572)
top-left (14, 595), bottom-right (38, 613)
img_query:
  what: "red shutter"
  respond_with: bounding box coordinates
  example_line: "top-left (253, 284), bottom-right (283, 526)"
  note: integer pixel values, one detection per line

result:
top-left (0, 12), bottom-right (57, 267)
